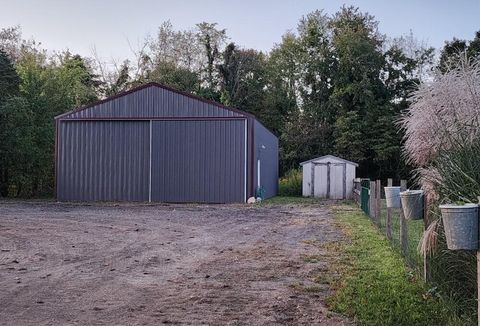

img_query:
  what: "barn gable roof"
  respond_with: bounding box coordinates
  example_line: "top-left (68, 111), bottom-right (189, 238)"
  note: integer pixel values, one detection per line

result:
top-left (55, 82), bottom-right (254, 120)
top-left (299, 155), bottom-right (359, 167)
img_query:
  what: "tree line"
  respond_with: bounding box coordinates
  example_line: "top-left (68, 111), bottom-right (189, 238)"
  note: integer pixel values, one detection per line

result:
top-left (0, 6), bottom-right (479, 197)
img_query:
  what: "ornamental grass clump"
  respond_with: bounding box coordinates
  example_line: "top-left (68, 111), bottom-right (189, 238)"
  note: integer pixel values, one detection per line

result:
top-left (400, 54), bottom-right (480, 321)
top-left (400, 54), bottom-right (480, 168)
top-left (431, 142), bottom-right (480, 204)
top-left (400, 55), bottom-right (480, 245)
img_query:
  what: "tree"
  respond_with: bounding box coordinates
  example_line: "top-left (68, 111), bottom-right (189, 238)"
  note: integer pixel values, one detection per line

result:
top-left (439, 31), bottom-right (480, 72)
top-left (1, 47), bottom-right (100, 197)
top-left (467, 31), bottom-right (480, 58)
top-left (147, 60), bottom-right (199, 92)
top-left (264, 31), bottom-right (300, 135)
top-left (333, 111), bottom-right (366, 162)
top-left (329, 6), bottom-right (389, 177)
top-left (0, 50), bottom-right (22, 196)
top-left (218, 43), bottom-right (267, 116)
top-left (378, 36), bottom-right (435, 178)
top-left (129, 20), bottom-right (228, 99)
top-left (196, 22), bottom-right (227, 99)
top-left (149, 21), bottom-right (201, 70)
top-left (385, 31), bottom-right (435, 84)
top-left (0, 97), bottom-right (35, 196)
top-left (268, 12), bottom-right (337, 172)
top-left (439, 39), bottom-right (467, 72)
top-left (0, 26), bottom-right (22, 62)
top-left (104, 61), bottom-right (130, 96)
top-left (0, 49), bottom-right (19, 100)
top-left (296, 10), bottom-right (337, 159)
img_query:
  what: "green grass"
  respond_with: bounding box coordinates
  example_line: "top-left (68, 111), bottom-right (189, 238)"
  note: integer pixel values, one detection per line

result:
top-left (259, 195), bottom-right (329, 205)
top-left (327, 203), bottom-right (466, 326)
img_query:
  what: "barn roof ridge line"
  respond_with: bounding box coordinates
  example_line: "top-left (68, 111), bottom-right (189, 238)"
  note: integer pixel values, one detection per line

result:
top-left (54, 82), bottom-right (256, 120)
top-left (299, 155), bottom-right (359, 167)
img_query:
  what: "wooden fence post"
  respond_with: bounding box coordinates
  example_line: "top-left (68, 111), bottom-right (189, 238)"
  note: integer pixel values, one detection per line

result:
top-left (353, 178), bottom-right (361, 206)
top-left (376, 180), bottom-right (381, 226)
top-left (400, 180), bottom-right (408, 257)
top-left (369, 181), bottom-right (376, 221)
top-left (477, 197), bottom-right (480, 326)
top-left (386, 178), bottom-right (393, 240)
top-left (423, 192), bottom-right (430, 282)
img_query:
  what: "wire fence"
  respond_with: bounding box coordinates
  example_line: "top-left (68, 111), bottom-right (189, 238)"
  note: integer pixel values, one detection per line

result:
top-left (353, 178), bottom-right (478, 321)
top-left (353, 178), bottom-right (424, 273)
top-left (376, 197), bottom-right (424, 269)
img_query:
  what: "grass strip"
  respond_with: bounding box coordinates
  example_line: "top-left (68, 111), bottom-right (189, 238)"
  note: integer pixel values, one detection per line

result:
top-left (327, 203), bottom-right (464, 325)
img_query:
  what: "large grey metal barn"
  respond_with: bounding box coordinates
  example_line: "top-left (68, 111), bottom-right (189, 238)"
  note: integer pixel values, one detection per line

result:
top-left (54, 82), bottom-right (278, 203)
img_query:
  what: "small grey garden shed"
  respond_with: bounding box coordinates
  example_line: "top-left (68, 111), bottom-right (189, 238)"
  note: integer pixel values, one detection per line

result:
top-left (300, 155), bottom-right (358, 199)
top-left (55, 82), bottom-right (278, 203)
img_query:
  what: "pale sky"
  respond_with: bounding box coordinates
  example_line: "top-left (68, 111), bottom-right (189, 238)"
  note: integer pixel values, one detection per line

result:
top-left (1, 0), bottom-right (479, 62)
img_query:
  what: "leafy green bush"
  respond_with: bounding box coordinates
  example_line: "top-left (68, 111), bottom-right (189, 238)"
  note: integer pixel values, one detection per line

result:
top-left (431, 141), bottom-right (480, 204)
top-left (279, 169), bottom-right (302, 196)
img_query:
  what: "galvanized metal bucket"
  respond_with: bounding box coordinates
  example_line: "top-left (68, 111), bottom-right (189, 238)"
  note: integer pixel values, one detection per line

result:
top-left (440, 203), bottom-right (479, 250)
top-left (400, 190), bottom-right (424, 220)
top-left (384, 186), bottom-right (401, 208)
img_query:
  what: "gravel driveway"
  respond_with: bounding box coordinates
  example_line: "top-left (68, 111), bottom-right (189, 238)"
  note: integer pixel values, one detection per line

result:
top-left (0, 201), bottom-right (352, 325)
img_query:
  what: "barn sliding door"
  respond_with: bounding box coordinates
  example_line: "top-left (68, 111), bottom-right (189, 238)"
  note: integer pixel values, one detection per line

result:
top-left (312, 162), bottom-right (347, 199)
top-left (57, 121), bottom-right (150, 201)
top-left (150, 120), bottom-right (246, 203)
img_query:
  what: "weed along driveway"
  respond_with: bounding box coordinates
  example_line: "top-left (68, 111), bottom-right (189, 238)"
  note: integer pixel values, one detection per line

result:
top-left (0, 200), bottom-right (352, 325)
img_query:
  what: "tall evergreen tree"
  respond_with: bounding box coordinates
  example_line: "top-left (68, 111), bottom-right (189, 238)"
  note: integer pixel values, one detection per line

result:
top-left (329, 6), bottom-right (388, 175)
top-left (0, 50), bottom-right (22, 196)
top-left (0, 49), bottom-right (19, 100)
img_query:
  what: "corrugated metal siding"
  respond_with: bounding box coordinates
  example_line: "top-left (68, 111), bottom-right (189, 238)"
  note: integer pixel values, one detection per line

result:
top-left (57, 121), bottom-right (149, 201)
top-left (151, 120), bottom-right (246, 203)
top-left (63, 86), bottom-right (244, 119)
top-left (55, 83), bottom-right (280, 203)
top-left (253, 120), bottom-right (279, 199)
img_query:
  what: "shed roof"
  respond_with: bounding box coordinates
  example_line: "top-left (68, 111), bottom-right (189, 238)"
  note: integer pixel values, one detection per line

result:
top-left (299, 155), bottom-right (359, 167)
top-left (55, 82), bottom-right (255, 120)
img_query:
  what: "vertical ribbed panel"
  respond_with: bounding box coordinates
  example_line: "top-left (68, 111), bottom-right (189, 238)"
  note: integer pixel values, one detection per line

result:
top-left (253, 120), bottom-right (279, 199)
top-left (64, 86), bottom-right (243, 119)
top-left (151, 120), bottom-right (246, 203)
top-left (54, 82), bottom-right (281, 203)
top-left (57, 121), bottom-right (149, 201)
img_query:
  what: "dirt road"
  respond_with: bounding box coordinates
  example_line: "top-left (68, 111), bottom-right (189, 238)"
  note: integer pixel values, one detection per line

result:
top-left (0, 201), bottom-right (352, 325)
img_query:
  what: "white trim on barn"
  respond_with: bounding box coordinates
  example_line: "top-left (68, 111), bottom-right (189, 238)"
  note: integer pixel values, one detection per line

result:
top-left (148, 119), bottom-right (152, 203)
top-left (257, 159), bottom-right (261, 188)
top-left (244, 119), bottom-right (248, 203)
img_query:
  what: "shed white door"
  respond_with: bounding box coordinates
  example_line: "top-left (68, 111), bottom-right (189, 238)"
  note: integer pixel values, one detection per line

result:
top-left (312, 162), bottom-right (346, 199)
top-left (330, 163), bottom-right (345, 199)
top-left (313, 164), bottom-right (328, 197)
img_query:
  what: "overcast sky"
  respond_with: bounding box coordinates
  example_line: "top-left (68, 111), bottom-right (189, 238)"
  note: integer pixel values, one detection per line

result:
top-left (1, 0), bottom-right (479, 61)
